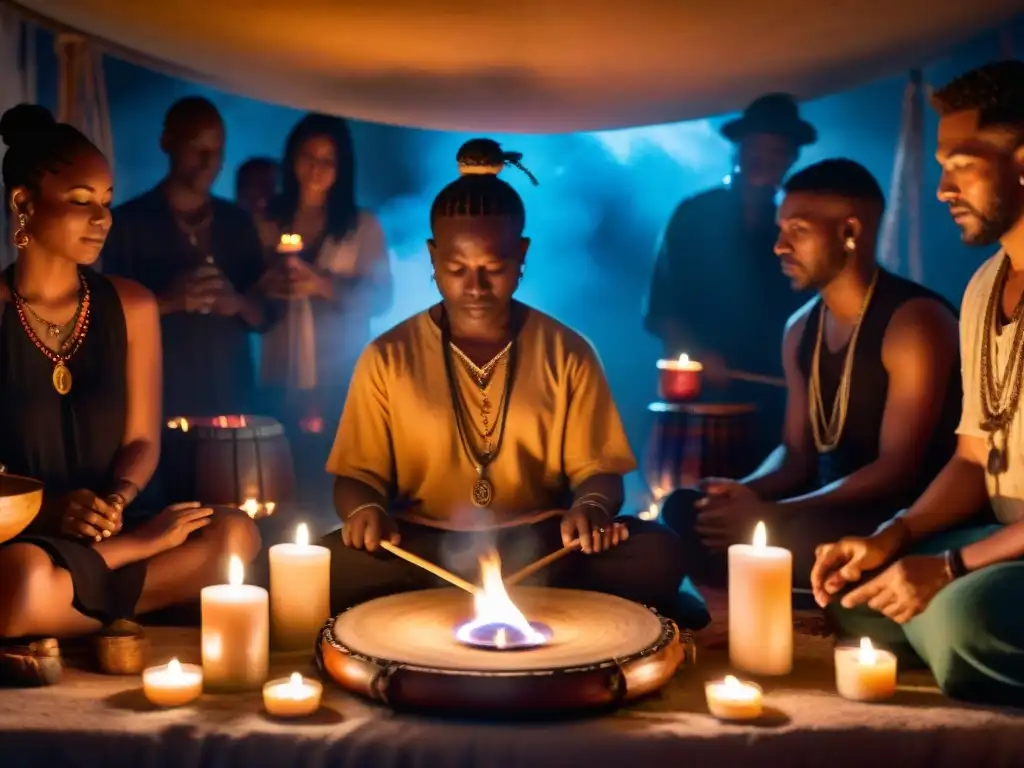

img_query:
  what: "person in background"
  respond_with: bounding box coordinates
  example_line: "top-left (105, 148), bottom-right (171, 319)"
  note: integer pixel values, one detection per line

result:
top-left (319, 139), bottom-right (705, 629)
top-left (235, 156), bottom-right (278, 217)
top-left (0, 104), bottom-right (259, 686)
top-left (662, 159), bottom-right (961, 590)
top-left (256, 113), bottom-right (392, 437)
top-left (101, 96), bottom-right (272, 420)
top-left (813, 61), bottom-right (1024, 706)
top-left (644, 94), bottom-right (817, 459)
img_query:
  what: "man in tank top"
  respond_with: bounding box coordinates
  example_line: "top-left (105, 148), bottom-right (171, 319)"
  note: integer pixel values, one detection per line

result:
top-left (814, 62), bottom-right (1024, 706)
top-left (661, 158), bottom-right (962, 588)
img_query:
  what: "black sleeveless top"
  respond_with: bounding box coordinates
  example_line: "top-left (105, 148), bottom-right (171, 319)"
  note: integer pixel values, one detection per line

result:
top-left (797, 269), bottom-right (962, 506)
top-left (0, 267), bottom-right (127, 497)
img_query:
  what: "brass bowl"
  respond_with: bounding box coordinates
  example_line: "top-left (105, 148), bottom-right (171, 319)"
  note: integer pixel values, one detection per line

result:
top-left (0, 472), bottom-right (43, 544)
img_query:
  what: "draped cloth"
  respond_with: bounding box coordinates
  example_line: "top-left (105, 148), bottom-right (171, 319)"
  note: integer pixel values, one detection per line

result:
top-left (4, 0), bottom-right (1021, 132)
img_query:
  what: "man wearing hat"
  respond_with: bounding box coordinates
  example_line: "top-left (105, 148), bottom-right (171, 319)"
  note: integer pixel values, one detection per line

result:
top-left (644, 93), bottom-right (817, 460)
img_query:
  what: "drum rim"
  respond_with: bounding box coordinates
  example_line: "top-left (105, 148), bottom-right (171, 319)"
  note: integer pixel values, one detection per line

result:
top-left (318, 604), bottom-right (683, 677)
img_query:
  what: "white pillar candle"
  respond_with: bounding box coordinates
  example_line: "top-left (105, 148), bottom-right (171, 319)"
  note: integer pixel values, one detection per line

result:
top-left (201, 556), bottom-right (269, 692)
top-left (728, 521), bottom-right (793, 675)
top-left (263, 672), bottom-right (323, 718)
top-left (835, 637), bottom-right (898, 701)
top-left (705, 675), bottom-right (764, 721)
top-left (269, 523), bottom-right (332, 651)
top-left (142, 658), bottom-right (203, 708)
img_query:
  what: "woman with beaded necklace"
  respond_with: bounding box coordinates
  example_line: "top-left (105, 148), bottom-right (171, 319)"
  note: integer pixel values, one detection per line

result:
top-left (320, 139), bottom-right (701, 627)
top-left (0, 104), bottom-right (260, 685)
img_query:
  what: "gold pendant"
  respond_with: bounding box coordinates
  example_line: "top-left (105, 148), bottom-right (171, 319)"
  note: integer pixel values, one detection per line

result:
top-left (52, 363), bottom-right (72, 395)
top-left (472, 474), bottom-right (493, 508)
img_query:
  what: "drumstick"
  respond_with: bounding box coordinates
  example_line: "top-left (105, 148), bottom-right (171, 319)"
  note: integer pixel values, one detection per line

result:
top-left (505, 539), bottom-right (582, 586)
top-left (726, 369), bottom-right (786, 388)
top-left (379, 541), bottom-right (480, 595)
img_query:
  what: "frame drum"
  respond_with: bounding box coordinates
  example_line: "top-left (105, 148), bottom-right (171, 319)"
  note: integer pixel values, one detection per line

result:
top-left (317, 587), bottom-right (693, 715)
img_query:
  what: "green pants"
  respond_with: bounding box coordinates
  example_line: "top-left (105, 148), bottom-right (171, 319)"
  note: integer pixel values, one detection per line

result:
top-left (828, 525), bottom-right (1024, 707)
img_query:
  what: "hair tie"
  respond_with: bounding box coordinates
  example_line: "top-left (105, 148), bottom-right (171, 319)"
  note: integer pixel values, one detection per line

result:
top-left (456, 142), bottom-right (539, 186)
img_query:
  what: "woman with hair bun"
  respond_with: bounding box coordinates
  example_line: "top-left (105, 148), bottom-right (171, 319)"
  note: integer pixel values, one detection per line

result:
top-left (321, 138), bottom-right (701, 626)
top-left (0, 104), bottom-right (260, 685)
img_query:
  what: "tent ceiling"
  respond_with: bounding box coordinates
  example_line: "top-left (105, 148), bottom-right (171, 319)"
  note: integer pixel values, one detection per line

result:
top-left (8, 1), bottom-right (1024, 132)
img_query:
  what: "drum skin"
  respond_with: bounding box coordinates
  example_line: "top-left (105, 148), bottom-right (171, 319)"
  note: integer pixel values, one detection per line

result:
top-left (316, 587), bottom-right (693, 715)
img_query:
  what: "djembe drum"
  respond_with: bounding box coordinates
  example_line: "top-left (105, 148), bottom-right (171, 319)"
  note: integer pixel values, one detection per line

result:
top-left (644, 401), bottom-right (758, 497)
top-left (318, 587), bottom-right (692, 716)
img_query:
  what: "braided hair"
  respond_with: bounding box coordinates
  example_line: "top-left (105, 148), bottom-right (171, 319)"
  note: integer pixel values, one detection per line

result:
top-left (1, 103), bottom-right (99, 204)
top-left (429, 138), bottom-right (538, 234)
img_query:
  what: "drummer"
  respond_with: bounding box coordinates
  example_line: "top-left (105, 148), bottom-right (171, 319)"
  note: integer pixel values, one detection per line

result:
top-left (660, 159), bottom-right (962, 588)
top-left (321, 139), bottom-right (703, 627)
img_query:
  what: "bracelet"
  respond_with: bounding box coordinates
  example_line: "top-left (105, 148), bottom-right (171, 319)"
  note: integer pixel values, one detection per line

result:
top-left (571, 498), bottom-right (611, 518)
top-left (943, 548), bottom-right (968, 581)
top-left (346, 502), bottom-right (386, 519)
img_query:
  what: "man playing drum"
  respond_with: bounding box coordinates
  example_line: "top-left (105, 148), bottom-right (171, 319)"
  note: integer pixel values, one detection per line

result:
top-left (661, 159), bottom-right (962, 589)
top-left (320, 139), bottom-right (704, 628)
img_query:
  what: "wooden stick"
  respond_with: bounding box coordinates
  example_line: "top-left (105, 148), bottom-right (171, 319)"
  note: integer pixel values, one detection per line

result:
top-left (379, 541), bottom-right (479, 595)
top-left (505, 539), bottom-right (582, 586)
top-left (726, 369), bottom-right (786, 388)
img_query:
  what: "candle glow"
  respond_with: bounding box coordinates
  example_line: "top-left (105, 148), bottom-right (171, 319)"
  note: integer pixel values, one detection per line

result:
top-left (835, 637), bottom-right (897, 701)
top-left (201, 553), bottom-right (269, 692)
top-left (705, 675), bottom-right (763, 721)
top-left (142, 657), bottom-right (203, 708)
top-left (657, 352), bottom-right (703, 401)
top-left (269, 521), bottom-right (331, 651)
top-left (262, 672), bottom-right (323, 718)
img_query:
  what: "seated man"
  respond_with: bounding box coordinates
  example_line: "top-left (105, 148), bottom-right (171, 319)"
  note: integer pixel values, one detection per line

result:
top-left (813, 62), bottom-right (1024, 707)
top-left (320, 138), bottom-right (698, 626)
top-left (661, 158), bottom-right (962, 588)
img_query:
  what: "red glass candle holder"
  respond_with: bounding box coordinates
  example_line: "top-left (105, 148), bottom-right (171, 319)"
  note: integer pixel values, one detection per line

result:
top-left (657, 355), bottom-right (703, 401)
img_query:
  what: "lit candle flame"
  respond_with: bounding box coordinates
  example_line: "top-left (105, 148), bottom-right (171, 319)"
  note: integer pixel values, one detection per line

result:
top-left (721, 675), bottom-right (759, 701)
top-left (678, 353), bottom-right (690, 364)
top-left (295, 523), bottom-right (309, 547)
top-left (228, 555), bottom-right (244, 587)
top-left (240, 498), bottom-right (260, 518)
top-left (167, 658), bottom-right (182, 677)
top-left (639, 502), bottom-right (660, 521)
top-left (858, 637), bottom-right (878, 665)
top-left (753, 521), bottom-right (767, 548)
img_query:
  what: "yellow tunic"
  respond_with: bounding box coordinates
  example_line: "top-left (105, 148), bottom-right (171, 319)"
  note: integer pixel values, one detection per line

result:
top-left (325, 305), bottom-right (636, 529)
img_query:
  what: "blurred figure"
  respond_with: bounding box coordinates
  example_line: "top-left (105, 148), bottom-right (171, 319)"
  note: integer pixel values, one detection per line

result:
top-left (235, 156), bottom-right (278, 217)
top-left (644, 94), bottom-right (817, 458)
top-left (256, 113), bottom-right (392, 438)
top-left (102, 97), bottom-right (272, 419)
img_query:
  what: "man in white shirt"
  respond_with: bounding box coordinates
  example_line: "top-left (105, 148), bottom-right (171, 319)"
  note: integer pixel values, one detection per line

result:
top-left (810, 60), bottom-right (1024, 706)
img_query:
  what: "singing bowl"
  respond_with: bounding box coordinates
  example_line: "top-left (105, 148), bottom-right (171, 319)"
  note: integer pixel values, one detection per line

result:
top-left (0, 473), bottom-right (44, 544)
top-left (317, 587), bottom-right (693, 716)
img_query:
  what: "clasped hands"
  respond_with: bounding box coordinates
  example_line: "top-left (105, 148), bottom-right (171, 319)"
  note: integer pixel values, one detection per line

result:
top-left (260, 255), bottom-right (329, 300)
top-left (810, 529), bottom-right (951, 624)
top-left (342, 504), bottom-right (629, 554)
top-left (166, 267), bottom-right (243, 316)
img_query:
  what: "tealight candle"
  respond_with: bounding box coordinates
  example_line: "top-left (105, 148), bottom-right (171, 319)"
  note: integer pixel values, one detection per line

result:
top-left (262, 672), bottom-right (323, 718)
top-left (142, 657), bottom-right (203, 708)
top-left (728, 521), bottom-right (793, 676)
top-left (835, 637), bottom-right (897, 702)
top-left (277, 233), bottom-right (304, 254)
top-left (657, 353), bottom-right (703, 401)
top-left (201, 556), bottom-right (269, 692)
top-left (705, 675), bottom-right (763, 721)
top-left (269, 523), bottom-right (331, 651)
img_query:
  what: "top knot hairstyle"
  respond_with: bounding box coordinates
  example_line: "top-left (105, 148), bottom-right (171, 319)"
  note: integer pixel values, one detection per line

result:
top-left (783, 158), bottom-right (885, 209)
top-left (931, 60), bottom-right (1024, 129)
top-left (429, 138), bottom-right (538, 234)
top-left (1, 103), bottom-right (99, 202)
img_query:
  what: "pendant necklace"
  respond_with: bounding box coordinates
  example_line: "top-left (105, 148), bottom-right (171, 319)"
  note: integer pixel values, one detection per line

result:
top-left (979, 256), bottom-right (1024, 476)
top-left (8, 269), bottom-right (91, 396)
top-left (441, 307), bottom-right (519, 508)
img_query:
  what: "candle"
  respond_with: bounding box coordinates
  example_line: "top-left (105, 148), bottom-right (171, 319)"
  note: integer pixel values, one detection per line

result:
top-left (269, 523), bottom-right (331, 651)
top-left (201, 555), bottom-right (269, 692)
top-left (657, 353), bottom-right (703, 401)
top-left (239, 498), bottom-right (276, 519)
top-left (142, 658), bottom-right (203, 708)
top-left (705, 675), bottom-right (764, 721)
top-left (262, 672), bottom-right (323, 718)
top-left (277, 233), bottom-right (304, 253)
top-left (728, 521), bottom-right (793, 676)
top-left (835, 637), bottom-right (898, 702)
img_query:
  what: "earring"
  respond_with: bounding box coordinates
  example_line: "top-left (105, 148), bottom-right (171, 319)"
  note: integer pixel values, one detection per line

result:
top-left (844, 236), bottom-right (856, 251)
top-left (12, 212), bottom-right (29, 249)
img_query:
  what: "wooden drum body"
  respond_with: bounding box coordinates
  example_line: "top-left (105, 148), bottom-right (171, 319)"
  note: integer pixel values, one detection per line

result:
top-left (317, 587), bottom-right (693, 715)
top-left (162, 415), bottom-right (294, 510)
top-left (644, 402), bottom-right (758, 498)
